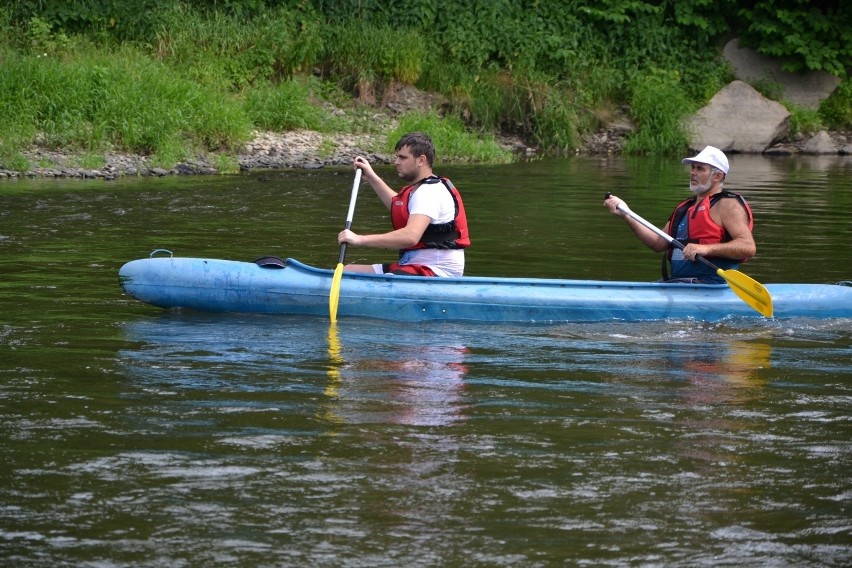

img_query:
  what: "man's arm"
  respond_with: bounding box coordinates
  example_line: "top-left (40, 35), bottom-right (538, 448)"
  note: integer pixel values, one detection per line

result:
top-left (354, 156), bottom-right (397, 210)
top-left (604, 194), bottom-right (670, 252)
top-left (338, 214), bottom-right (431, 249)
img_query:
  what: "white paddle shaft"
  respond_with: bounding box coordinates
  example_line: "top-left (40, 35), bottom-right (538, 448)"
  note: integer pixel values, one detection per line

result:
top-left (344, 169), bottom-right (362, 229)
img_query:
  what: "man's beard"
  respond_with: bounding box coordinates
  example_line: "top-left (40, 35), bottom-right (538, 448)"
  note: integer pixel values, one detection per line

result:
top-left (689, 178), bottom-right (713, 194)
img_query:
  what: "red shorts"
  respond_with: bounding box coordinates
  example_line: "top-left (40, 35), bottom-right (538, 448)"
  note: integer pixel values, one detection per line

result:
top-left (382, 262), bottom-right (437, 277)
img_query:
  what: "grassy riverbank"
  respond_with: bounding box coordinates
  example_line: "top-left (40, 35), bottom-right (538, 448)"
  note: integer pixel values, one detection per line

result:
top-left (0, 42), bottom-right (515, 176)
top-left (1, 2), bottom-right (850, 177)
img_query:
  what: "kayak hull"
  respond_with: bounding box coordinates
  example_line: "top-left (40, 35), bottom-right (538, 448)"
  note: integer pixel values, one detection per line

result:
top-left (118, 257), bottom-right (852, 322)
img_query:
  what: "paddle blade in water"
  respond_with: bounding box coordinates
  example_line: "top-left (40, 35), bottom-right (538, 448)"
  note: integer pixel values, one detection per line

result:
top-left (329, 263), bottom-right (344, 322)
top-left (717, 268), bottom-right (774, 317)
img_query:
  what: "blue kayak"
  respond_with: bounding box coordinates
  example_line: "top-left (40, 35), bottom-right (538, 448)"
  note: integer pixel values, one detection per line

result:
top-left (118, 255), bottom-right (852, 323)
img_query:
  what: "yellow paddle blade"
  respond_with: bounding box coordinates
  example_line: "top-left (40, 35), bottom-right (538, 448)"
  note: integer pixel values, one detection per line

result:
top-left (717, 268), bottom-right (774, 317)
top-left (329, 263), bottom-right (344, 322)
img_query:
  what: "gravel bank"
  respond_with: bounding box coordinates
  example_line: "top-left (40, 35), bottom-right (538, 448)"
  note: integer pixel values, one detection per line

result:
top-left (0, 130), bottom-right (395, 181)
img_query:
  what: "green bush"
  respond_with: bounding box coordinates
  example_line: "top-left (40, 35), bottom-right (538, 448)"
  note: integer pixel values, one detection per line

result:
top-left (738, 0), bottom-right (851, 77)
top-left (6, 0), bottom-right (180, 43)
top-left (819, 79), bottom-right (852, 129)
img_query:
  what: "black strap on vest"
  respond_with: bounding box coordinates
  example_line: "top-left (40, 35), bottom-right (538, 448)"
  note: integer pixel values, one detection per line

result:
top-left (409, 175), bottom-right (462, 249)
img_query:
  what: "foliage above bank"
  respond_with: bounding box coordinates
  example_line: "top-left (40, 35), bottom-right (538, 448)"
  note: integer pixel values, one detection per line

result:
top-left (9, 0), bottom-right (851, 78)
top-left (1, 0), bottom-right (850, 171)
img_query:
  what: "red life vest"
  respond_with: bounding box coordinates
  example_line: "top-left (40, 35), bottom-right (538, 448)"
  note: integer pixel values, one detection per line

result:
top-left (666, 190), bottom-right (753, 261)
top-left (391, 175), bottom-right (471, 252)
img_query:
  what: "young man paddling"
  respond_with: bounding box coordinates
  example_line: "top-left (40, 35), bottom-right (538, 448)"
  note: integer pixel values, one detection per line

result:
top-left (338, 132), bottom-right (470, 277)
top-left (604, 146), bottom-right (756, 284)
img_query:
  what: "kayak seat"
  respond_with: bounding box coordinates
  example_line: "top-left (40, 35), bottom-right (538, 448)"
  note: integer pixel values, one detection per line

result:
top-left (254, 256), bottom-right (286, 269)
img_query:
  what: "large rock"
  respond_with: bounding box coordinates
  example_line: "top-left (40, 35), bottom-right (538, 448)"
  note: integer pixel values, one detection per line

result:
top-left (723, 38), bottom-right (840, 109)
top-left (687, 81), bottom-right (791, 153)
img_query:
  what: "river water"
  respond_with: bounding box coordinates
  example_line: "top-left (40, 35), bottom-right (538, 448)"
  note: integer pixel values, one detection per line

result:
top-left (2, 155), bottom-right (850, 566)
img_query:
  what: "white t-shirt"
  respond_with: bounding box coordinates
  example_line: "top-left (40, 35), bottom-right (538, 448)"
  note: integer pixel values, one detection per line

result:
top-left (408, 181), bottom-right (455, 222)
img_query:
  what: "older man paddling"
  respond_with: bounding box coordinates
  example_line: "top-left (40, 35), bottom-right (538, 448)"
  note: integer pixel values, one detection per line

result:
top-left (604, 146), bottom-right (756, 284)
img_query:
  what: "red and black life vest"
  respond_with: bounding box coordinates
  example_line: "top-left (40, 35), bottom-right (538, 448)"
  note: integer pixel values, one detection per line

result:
top-left (666, 190), bottom-right (753, 261)
top-left (391, 175), bottom-right (471, 252)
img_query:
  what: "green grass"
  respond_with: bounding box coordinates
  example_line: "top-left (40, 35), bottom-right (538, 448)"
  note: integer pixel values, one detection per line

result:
top-left (0, 46), bottom-right (253, 165)
top-left (622, 68), bottom-right (692, 155)
top-left (389, 112), bottom-right (512, 164)
top-left (787, 104), bottom-right (824, 135)
top-left (69, 152), bottom-right (107, 170)
top-left (244, 78), bottom-right (326, 131)
top-left (0, 148), bottom-right (30, 172)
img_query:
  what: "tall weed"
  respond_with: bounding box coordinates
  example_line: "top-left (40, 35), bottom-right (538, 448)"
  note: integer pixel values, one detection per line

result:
top-left (154, 4), bottom-right (323, 90)
top-left (451, 71), bottom-right (583, 153)
top-left (533, 93), bottom-right (579, 152)
top-left (466, 72), bottom-right (523, 132)
top-left (320, 23), bottom-right (425, 95)
top-left (623, 69), bottom-right (692, 155)
top-left (244, 79), bottom-right (325, 131)
top-left (787, 104), bottom-right (823, 135)
top-left (388, 112), bottom-right (511, 164)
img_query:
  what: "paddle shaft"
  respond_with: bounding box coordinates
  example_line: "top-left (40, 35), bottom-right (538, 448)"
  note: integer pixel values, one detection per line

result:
top-left (329, 169), bottom-right (363, 322)
top-left (337, 169), bottom-right (363, 264)
top-left (605, 192), bottom-right (722, 272)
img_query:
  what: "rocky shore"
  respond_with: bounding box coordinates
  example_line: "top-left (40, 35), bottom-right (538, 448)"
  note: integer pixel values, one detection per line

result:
top-left (0, 123), bottom-right (538, 181)
top-left (0, 130), bottom-right (394, 181)
top-left (3, 112), bottom-right (850, 182)
top-left (2, 121), bottom-right (849, 182)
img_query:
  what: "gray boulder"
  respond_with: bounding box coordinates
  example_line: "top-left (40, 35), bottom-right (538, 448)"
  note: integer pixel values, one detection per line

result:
top-left (723, 38), bottom-right (841, 110)
top-left (687, 81), bottom-right (791, 153)
top-left (801, 130), bottom-right (837, 154)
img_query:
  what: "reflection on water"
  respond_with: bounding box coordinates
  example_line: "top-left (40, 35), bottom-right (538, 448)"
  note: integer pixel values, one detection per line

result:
top-left (325, 323), bottom-right (343, 407)
top-left (329, 322), bottom-right (469, 426)
top-left (668, 338), bottom-right (771, 404)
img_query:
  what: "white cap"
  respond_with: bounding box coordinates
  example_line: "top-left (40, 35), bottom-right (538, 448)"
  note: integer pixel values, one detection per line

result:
top-left (682, 146), bottom-right (729, 174)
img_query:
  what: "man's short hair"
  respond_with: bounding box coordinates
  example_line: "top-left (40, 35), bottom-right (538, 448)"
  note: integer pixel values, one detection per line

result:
top-left (395, 132), bottom-right (435, 167)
